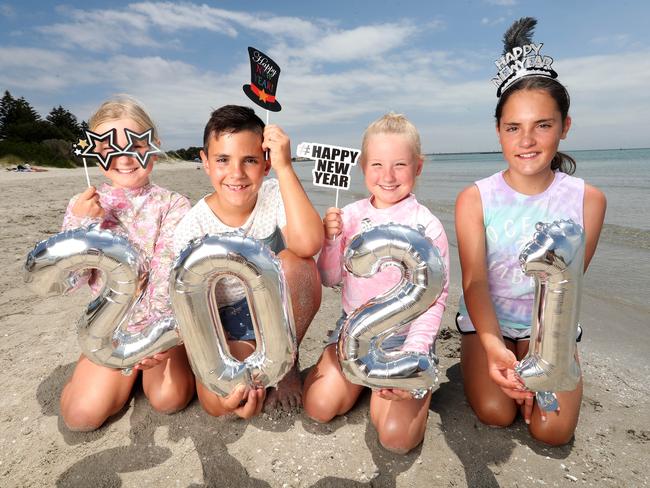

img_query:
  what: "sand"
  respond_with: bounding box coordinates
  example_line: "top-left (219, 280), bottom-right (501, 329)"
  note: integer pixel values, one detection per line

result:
top-left (1, 163), bottom-right (648, 487)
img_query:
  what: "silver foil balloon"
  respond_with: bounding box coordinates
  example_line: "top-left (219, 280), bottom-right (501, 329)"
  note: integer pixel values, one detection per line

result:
top-left (337, 223), bottom-right (446, 394)
top-left (170, 232), bottom-right (296, 397)
top-left (24, 225), bottom-right (181, 370)
top-left (515, 220), bottom-right (585, 394)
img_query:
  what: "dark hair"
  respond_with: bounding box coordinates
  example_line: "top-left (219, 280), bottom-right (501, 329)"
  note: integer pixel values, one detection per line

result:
top-left (202, 105), bottom-right (265, 151)
top-left (495, 76), bottom-right (576, 175)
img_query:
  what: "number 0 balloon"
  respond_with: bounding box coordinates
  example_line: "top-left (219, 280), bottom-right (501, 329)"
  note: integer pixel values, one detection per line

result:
top-left (24, 225), bottom-right (180, 370)
top-left (337, 223), bottom-right (446, 395)
top-left (515, 220), bottom-right (585, 394)
top-left (170, 232), bottom-right (296, 397)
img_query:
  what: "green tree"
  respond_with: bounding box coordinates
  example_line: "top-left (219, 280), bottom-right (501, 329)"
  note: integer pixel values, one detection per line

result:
top-left (0, 91), bottom-right (40, 140)
top-left (0, 91), bottom-right (15, 140)
top-left (47, 105), bottom-right (82, 140)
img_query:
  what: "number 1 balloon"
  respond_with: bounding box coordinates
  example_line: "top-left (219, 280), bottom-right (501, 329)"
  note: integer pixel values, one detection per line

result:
top-left (515, 220), bottom-right (585, 398)
top-left (24, 225), bottom-right (180, 371)
top-left (170, 232), bottom-right (296, 397)
top-left (337, 223), bottom-right (446, 396)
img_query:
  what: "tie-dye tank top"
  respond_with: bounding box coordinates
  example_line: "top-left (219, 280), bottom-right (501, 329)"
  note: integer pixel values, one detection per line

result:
top-left (458, 170), bottom-right (584, 330)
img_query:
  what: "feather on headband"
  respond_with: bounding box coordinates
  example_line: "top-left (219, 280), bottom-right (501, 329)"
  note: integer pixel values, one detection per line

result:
top-left (492, 17), bottom-right (558, 97)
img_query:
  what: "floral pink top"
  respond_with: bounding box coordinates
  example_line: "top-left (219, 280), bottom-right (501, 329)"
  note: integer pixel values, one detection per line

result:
top-left (62, 182), bottom-right (191, 332)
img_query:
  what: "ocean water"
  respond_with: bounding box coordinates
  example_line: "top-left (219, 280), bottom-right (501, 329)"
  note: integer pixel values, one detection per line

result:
top-left (298, 148), bottom-right (649, 239)
top-left (294, 147), bottom-right (650, 312)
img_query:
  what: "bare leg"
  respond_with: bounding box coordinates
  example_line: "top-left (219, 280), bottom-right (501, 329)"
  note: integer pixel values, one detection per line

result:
top-left (60, 355), bottom-right (138, 431)
top-left (370, 390), bottom-right (432, 454)
top-left (196, 340), bottom-right (257, 417)
top-left (460, 334), bottom-right (518, 427)
top-left (265, 250), bottom-right (322, 411)
top-left (303, 345), bottom-right (364, 422)
top-left (142, 345), bottom-right (195, 414)
top-left (516, 341), bottom-right (583, 445)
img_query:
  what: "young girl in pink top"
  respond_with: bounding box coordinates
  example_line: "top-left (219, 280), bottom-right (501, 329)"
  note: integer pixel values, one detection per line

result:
top-left (303, 113), bottom-right (450, 453)
top-left (60, 96), bottom-right (195, 431)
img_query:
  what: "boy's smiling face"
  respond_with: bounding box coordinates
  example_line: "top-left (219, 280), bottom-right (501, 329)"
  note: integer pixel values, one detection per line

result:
top-left (201, 129), bottom-right (270, 225)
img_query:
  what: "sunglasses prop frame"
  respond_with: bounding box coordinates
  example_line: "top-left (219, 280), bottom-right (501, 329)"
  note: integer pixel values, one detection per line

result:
top-left (73, 128), bottom-right (162, 171)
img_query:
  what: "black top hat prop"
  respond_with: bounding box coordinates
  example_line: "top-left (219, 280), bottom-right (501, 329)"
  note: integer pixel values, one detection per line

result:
top-left (242, 46), bottom-right (282, 112)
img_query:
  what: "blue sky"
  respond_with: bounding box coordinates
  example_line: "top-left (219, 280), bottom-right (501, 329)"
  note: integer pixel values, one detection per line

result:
top-left (1, 0), bottom-right (649, 153)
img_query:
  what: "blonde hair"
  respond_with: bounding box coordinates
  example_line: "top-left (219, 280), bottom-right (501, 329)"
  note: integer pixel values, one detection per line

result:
top-left (88, 95), bottom-right (159, 143)
top-left (360, 112), bottom-right (422, 164)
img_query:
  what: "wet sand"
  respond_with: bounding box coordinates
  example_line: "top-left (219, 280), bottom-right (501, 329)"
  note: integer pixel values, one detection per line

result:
top-left (1, 163), bottom-right (647, 487)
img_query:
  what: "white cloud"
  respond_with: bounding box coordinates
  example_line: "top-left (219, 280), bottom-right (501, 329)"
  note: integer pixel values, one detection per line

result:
top-left (555, 51), bottom-right (650, 148)
top-left (292, 23), bottom-right (418, 62)
top-left (37, 2), bottom-right (324, 52)
top-left (4, 3), bottom-right (649, 152)
top-left (0, 47), bottom-right (103, 90)
top-left (481, 16), bottom-right (506, 26)
top-left (38, 7), bottom-right (158, 51)
top-left (590, 34), bottom-right (632, 49)
top-left (132, 2), bottom-right (320, 40)
top-left (485, 0), bottom-right (517, 5)
top-left (129, 2), bottom-right (239, 36)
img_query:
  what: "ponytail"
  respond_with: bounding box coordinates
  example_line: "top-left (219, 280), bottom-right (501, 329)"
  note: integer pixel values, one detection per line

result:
top-left (550, 151), bottom-right (576, 175)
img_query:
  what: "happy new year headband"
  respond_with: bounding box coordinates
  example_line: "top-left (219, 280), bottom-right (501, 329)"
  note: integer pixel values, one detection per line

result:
top-left (72, 128), bottom-right (162, 170)
top-left (492, 17), bottom-right (558, 98)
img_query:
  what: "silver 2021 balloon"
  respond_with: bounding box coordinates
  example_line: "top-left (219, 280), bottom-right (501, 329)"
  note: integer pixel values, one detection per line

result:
top-left (24, 225), bottom-right (180, 370)
top-left (515, 220), bottom-right (585, 393)
top-left (170, 232), bottom-right (296, 397)
top-left (337, 223), bottom-right (446, 395)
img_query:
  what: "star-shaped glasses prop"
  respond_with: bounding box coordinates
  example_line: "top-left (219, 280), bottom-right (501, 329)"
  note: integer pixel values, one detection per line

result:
top-left (72, 128), bottom-right (162, 170)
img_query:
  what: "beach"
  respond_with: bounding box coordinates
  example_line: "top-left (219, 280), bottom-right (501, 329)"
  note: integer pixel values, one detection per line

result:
top-left (1, 161), bottom-right (648, 487)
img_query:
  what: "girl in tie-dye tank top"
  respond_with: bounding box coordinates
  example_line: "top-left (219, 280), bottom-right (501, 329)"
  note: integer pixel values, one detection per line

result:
top-left (455, 73), bottom-right (606, 445)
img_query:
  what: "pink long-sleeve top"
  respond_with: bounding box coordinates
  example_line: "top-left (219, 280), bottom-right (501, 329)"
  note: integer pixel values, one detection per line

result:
top-left (62, 182), bottom-right (191, 332)
top-left (317, 194), bottom-right (450, 354)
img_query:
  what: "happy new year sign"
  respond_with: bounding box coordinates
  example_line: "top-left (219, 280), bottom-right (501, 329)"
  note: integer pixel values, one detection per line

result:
top-left (296, 142), bottom-right (360, 190)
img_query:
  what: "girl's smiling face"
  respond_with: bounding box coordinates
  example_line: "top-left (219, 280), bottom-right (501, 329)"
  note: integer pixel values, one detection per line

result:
top-left (497, 88), bottom-right (571, 183)
top-left (94, 118), bottom-right (156, 189)
top-left (362, 133), bottom-right (423, 209)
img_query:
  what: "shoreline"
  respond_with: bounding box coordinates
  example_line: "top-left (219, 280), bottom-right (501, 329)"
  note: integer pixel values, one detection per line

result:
top-left (1, 164), bottom-right (648, 487)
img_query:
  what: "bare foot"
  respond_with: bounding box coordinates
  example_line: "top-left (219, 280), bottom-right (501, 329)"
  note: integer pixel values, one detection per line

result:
top-left (264, 364), bottom-right (302, 412)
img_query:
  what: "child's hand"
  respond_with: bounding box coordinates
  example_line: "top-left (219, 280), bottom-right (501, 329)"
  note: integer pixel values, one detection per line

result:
top-left (376, 388), bottom-right (415, 401)
top-left (133, 349), bottom-right (171, 371)
top-left (518, 392), bottom-right (560, 424)
top-left (486, 344), bottom-right (533, 401)
top-left (520, 395), bottom-right (535, 424)
top-left (222, 384), bottom-right (266, 419)
top-left (262, 125), bottom-right (291, 173)
top-left (72, 186), bottom-right (105, 218)
top-left (323, 207), bottom-right (343, 240)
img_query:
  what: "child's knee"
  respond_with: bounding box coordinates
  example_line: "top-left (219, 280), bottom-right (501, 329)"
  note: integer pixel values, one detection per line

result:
top-left (375, 419), bottom-right (423, 454)
top-left (529, 419), bottom-right (575, 446)
top-left (303, 392), bottom-right (339, 423)
top-left (61, 402), bottom-right (108, 432)
top-left (196, 388), bottom-right (231, 418)
top-left (471, 399), bottom-right (517, 428)
top-left (147, 383), bottom-right (194, 414)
